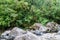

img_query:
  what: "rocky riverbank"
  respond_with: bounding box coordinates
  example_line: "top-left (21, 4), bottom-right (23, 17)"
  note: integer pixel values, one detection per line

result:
top-left (0, 22), bottom-right (60, 40)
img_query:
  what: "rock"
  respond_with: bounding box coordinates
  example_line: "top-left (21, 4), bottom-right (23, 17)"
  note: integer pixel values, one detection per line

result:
top-left (1, 30), bottom-right (11, 39)
top-left (9, 27), bottom-right (26, 37)
top-left (39, 37), bottom-right (46, 40)
top-left (1, 39), bottom-right (6, 40)
top-left (2, 26), bottom-right (60, 40)
top-left (14, 31), bottom-right (40, 40)
top-left (57, 31), bottom-right (60, 34)
top-left (29, 23), bottom-right (48, 32)
top-left (52, 34), bottom-right (60, 40)
top-left (57, 25), bottom-right (60, 31)
top-left (1, 30), bottom-right (15, 40)
top-left (0, 27), bottom-right (26, 40)
top-left (24, 31), bottom-right (40, 40)
top-left (39, 33), bottom-right (56, 40)
top-left (56, 31), bottom-right (60, 35)
top-left (39, 26), bottom-right (48, 32)
top-left (41, 33), bottom-right (56, 38)
top-left (32, 30), bottom-right (43, 36)
top-left (1, 30), bottom-right (11, 36)
top-left (14, 35), bottom-right (25, 40)
top-left (46, 22), bottom-right (59, 33)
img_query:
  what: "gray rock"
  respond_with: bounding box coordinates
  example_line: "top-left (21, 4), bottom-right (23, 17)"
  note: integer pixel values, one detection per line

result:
top-left (1, 39), bottom-right (6, 40)
top-left (1, 30), bottom-right (11, 39)
top-left (32, 30), bottom-right (43, 36)
top-left (54, 35), bottom-right (60, 40)
top-left (0, 27), bottom-right (26, 40)
top-left (1, 26), bottom-right (60, 40)
top-left (24, 32), bottom-right (40, 40)
top-left (56, 31), bottom-right (60, 35)
top-left (57, 25), bottom-right (60, 31)
top-left (9, 27), bottom-right (26, 37)
top-left (14, 35), bottom-right (26, 40)
top-left (39, 33), bottom-right (56, 40)
top-left (58, 31), bottom-right (60, 33)
top-left (1, 30), bottom-right (11, 36)
top-left (1, 34), bottom-right (14, 40)
top-left (14, 32), bottom-right (40, 40)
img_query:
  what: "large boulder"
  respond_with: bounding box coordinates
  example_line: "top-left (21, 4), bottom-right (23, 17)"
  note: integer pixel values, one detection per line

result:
top-left (9, 27), bottom-right (26, 37)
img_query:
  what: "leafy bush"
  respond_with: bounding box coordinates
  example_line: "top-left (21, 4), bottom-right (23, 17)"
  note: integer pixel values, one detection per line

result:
top-left (0, 0), bottom-right (60, 29)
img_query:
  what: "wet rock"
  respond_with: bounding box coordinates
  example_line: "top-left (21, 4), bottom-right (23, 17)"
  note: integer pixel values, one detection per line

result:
top-left (9, 27), bottom-right (26, 37)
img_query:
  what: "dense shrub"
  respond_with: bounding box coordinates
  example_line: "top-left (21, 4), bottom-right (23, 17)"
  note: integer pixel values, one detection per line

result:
top-left (0, 0), bottom-right (60, 29)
